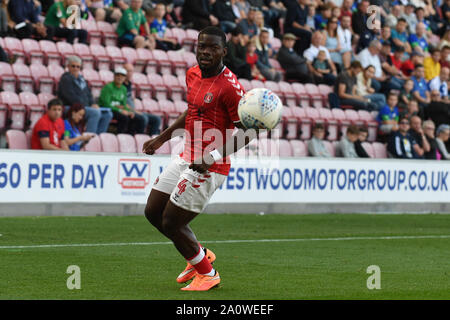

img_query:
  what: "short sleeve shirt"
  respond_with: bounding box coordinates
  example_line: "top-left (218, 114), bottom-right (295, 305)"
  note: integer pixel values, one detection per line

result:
top-left (31, 114), bottom-right (65, 149)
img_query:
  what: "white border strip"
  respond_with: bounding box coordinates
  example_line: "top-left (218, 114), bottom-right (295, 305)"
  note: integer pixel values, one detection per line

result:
top-left (1, 235), bottom-right (449, 249)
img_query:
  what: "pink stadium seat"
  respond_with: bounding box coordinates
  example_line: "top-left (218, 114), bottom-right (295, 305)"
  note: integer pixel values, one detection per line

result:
top-left (99, 133), bottom-right (119, 152)
top-left (30, 64), bottom-right (54, 94)
top-left (250, 79), bottom-right (265, 89)
top-left (55, 42), bottom-right (75, 65)
top-left (357, 110), bottom-right (378, 142)
top-left (323, 140), bottom-right (336, 157)
top-left (82, 69), bottom-right (103, 98)
top-left (174, 100), bottom-right (187, 113)
top-left (37, 93), bottom-right (55, 106)
top-left (121, 47), bottom-right (146, 73)
top-left (269, 58), bottom-right (285, 77)
top-left (318, 107), bottom-right (339, 141)
top-left (22, 38), bottom-right (44, 65)
top-left (291, 106), bottom-right (312, 140)
top-left (169, 136), bottom-right (184, 155)
top-left (4, 37), bottom-right (26, 64)
top-left (90, 44), bottom-right (111, 70)
top-left (372, 142), bottom-right (387, 158)
top-left (6, 129), bottom-right (28, 149)
top-left (182, 51), bottom-right (197, 68)
top-left (12, 64), bottom-right (34, 92)
top-left (141, 98), bottom-right (160, 114)
top-left (331, 108), bottom-right (352, 138)
top-left (264, 81), bottom-right (284, 103)
top-left (344, 109), bottom-right (362, 124)
top-left (152, 49), bottom-right (172, 75)
top-left (163, 74), bottom-right (184, 101)
top-left (47, 64), bottom-right (65, 83)
top-left (182, 29), bottom-right (198, 51)
top-left (39, 40), bottom-right (61, 66)
top-left (238, 78), bottom-right (252, 92)
top-left (136, 48), bottom-right (157, 74)
top-left (167, 50), bottom-right (187, 76)
top-left (170, 28), bottom-right (186, 45)
top-left (148, 73), bottom-right (169, 100)
top-left (304, 83), bottom-right (324, 108)
top-left (278, 139), bottom-right (292, 157)
top-left (269, 37), bottom-right (282, 51)
top-left (25, 129), bottom-right (32, 148)
top-left (258, 138), bottom-right (280, 157)
top-left (134, 133), bottom-right (151, 154)
top-left (134, 98), bottom-right (144, 112)
top-left (82, 133), bottom-right (102, 152)
top-left (158, 99), bottom-right (176, 119)
top-left (154, 135), bottom-right (171, 155)
top-left (27, 105), bottom-right (45, 129)
top-left (19, 92), bottom-right (39, 106)
top-left (0, 103), bottom-right (7, 131)
top-left (97, 21), bottom-right (117, 46)
top-left (132, 72), bottom-right (152, 100)
top-left (278, 81), bottom-right (297, 107)
top-left (362, 142), bottom-right (375, 158)
top-left (82, 19), bottom-right (102, 45)
top-left (283, 106), bottom-right (299, 140)
top-left (290, 140), bottom-right (307, 157)
top-left (73, 43), bottom-right (95, 70)
top-left (317, 84), bottom-right (333, 108)
top-left (117, 133), bottom-right (137, 153)
top-left (177, 74), bottom-right (186, 88)
top-left (0, 62), bottom-right (16, 92)
top-left (291, 83), bottom-right (311, 108)
top-left (304, 107), bottom-right (321, 125)
top-left (106, 45), bottom-right (126, 69)
top-left (1, 91), bottom-right (26, 130)
top-left (99, 69), bottom-right (114, 83)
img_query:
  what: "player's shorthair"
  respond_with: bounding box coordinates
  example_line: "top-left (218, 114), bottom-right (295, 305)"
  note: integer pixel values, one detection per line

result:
top-left (199, 26), bottom-right (227, 47)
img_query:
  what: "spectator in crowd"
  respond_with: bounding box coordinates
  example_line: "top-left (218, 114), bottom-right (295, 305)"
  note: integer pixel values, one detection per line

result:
top-left (354, 126), bottom-right (370, 158)
top-left (402, 2), bottom-right (418, 35)
top-left (355, 65), bottom-right (386, 111)
top-left (122, 63), bottom-right (158, 135)
top-left (336, 124), bottom-right (359, 158)
top-left (424, 47), bottom-right (441, 81)
top-left (306, 4), bottom-right (316, 31)
top-left (284, 0), bottom-right (312, 55)
top-left (254, 9), bottom-right (274, 39)
top-left (31, 98), bottom-right (69, 151)
top-left (337, 15), bottom-right (353, 69)
top-left (377, 91), bottom-right (400, 135)
top-left (99, 67), bottom-right (144, 134)
top-left (182, 0), bottom-right (219, 31)
top-left (400, 99), bottom-right (420, 120)
top-left (246, 39), bottom-right (265, 80)
top-left (435, 124), bottom-right (450, 160)
top-left (8, 0), bottom-right (54, 40)
top-left (401, 51), bottom-right (425, 77)
top-left (63, 103), bottom-right (94, 151)
top-left (356, 39), bottom-right (385, 89)
top-left (428, 66), bottom-right (449, 101)
top-left (234, 0), bottom-right (250, 20)
top-left (87, 0), bottom-right (122, 23)
top-left (391, 18), bottom-right (412, 54)
top-left (409, 22), bottom-right (429, 55)
top-left (351, 0), bottom-right (369, 36)
top-left (314, 3), bottom-right (333, 31)
top-left (411, 64), bottom-right (431, 114)
top-left (224, 27), bottom-right (252, 80)
top-left (212, 0), bottom-right (239, 34)
top-left (304, 31), bottom-right (337, 84)
top-left (398, 79), bottom-right (415, 113)
top-left (439, 45), bottom-right (450, 69)
top-left (387, 116), bottom-right (420, 159)
top-left (340, 0), bottom-right (353, 20)
top-left (276, 33), bottom-right (312, 83)
top-left (255, 28), bottom-right (282, 82)
top-left (322, 17), bottom-right (344, 67)
top-left (238, 6), bottom-right (258, 43)
top-left (117, 0), bottom-right (155, 49)
top-left (307, 122), bottom-right (331, 158)
top-left (409, 115), bottom-right (431, 158)
top-left (379, 41), bottom-right (405, 91)
top-left (44, 0), bottom-right (88, 44)
top-left (414, 6), bottom-right (433, 38)
top-left (247, 0), bottom-right (279, 30)
top-left (357, 15), bottom-right (382, 53)
top-left (149, 3), bottom-right (180, 51)
top-left (334, 61), bottom-right (373, 110)
top-left (0, 0), bottom-right (8, 37)
top-left (58, 56), bottom-right (113, 134)
top-left (385, 3), bottom-right (402, 29)
top-left (427, 89), bottom-right (450, 128)
top-left (380, 25), bottom-right (393, 47)
top-left (311, 49), bottom-right (336, 85)
top-left (423, 119), bottom-right (440, 160)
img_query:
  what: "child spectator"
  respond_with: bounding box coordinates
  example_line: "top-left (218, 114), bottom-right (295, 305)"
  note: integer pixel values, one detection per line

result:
top-left (306, 5), bottom-right (316, 31)
top-left (148, 4), bottom-right (181, 51)
top-left (64, 104), bottom-right (94, 151)
top-left (247, 40), bottom-right (265, 80)
top-left (336, 124), bottom-right (360, 158)
top-left (398, 79), bottom-right (415, 113)
top-left (377, 91), bottom-right (400, 135)
top-left (354, 126), bottom-right (370, 158)
top-left (312, 50), bottom-right (334, 84)
top-left (307, 123), bottom-right (331, 157)
top-left (314, 3), bottom-right (333, 31)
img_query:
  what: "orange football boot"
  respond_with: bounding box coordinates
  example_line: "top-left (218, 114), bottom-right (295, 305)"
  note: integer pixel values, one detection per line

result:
top-left (180, 272), bottom-right (221, 291)
top-left (176, 248), bottom-right (216, 283)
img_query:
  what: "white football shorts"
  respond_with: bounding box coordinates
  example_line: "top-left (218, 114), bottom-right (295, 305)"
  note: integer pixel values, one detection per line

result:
top-left (152, 156), bottom-right (226, 213)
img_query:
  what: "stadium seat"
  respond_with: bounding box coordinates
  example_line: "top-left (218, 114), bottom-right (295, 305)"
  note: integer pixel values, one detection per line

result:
top-left (158, 100), bottom-right (177, 127)
top-left (117, 133), bottom-right (137, 153)
top-left (1, 91), bottom-right (26, 130)
top-left (250, 79), bottom-right (265, 89)
top-left (99, 132), bottom-right (119, 152)
top-left (323, 140), bottom-right (336, 157)
top-left (25, 129), bottom-right (32, 148)
top-left (97, 21), bottom-right (118, 46)
top-left (4, 37), bottom-right (26, 64)
top-left (372, 142), bottom-right (387, 158)
top-left (12, 64), bottom-right (34, 92)
top-left (134, 133), bottom-right (151, 154)
top-left (269, 37), bottom-right (282, 51)
top-left (134, 98), bottom-right (144, 112)
top-left (291, 83), bottom-right (311, 108)
top-left (317, 84), bottom-right (333, 108)
top-left (106, 45), bottom-right (126, 69)
top-left (90, 44), bottom-right (111, 70)
top-left (182, 29), bottom-right (199, 51)
top-left (278, 139), bottom-right (293, 157)
top-left (278, 81), bottom-right (297, 107)
top-left (331, 108), bottom-right (352, 138)
top-left (82, 19), bottom-right (102, 45)
top-left (56, 42), bottom-right (75, 65)
top-left (154, 135), bottom-right (171, 155)
top-left (0, 103), bottom-right (7, 132)
top-left (121, 47), bottom-right (146, 73)
top-left (82, 133), bottom-right (102, 152)
top-left (6, 129), bottom-right (28, 149)
top-left (30, 64), bottom-right (54, 94)
top-left (344, 109), bottom-right (364, 126)
top-left (47, 64), bottom-right (65, 83)
top-left (39, 40), bottom-right (62, 66)
top-left (167, 50), bottom-right (187, 76)
top-left (174, 100), bottom-right (187, 113)
top-left (238, 78), bottom-right (252, 92)
top-left (304, 83), bottom-right (324, 108)
top-left (27, 104), bottom-right (45, 129)
top-left (73, 43), bottom-right (95, 70)
top-left (82, 69), bottom-right (103, 98)
top-left (289, 106), bottom-right (310, 140)
top-left (0, 61), bottom-right (17, 92)
top-left (182, 51), bottom-right (197, 69)
top-left (136, 48), bottom-right (157, 75)
top-left (169, 136), bottom-right (184, 155)
top-left (362, 142), bottom-right (375, 158)
top-left (357, 110), bottom-right (378, 142)
top-left (141, 98), bottom-right (160, 114)
top-left (317, 108), bottom-right (339, 141)
top-left (162, 74), bottom-right (184, 101)
top-left (22, 38), bottom-right (44, 65)
top-left (170, 27), bottom-right (187, 45)
top-left (148, 74), bottom-right (169, 100)
top-left (132, 72), bottom-right (152, 100)
top-left (304, 107), bottom-right (322, 126)
top-left (289, 140), bottom-right (307, 157)
top-left (99, 69), bottom-right (114, 83)
top-left (258, 138), bottom-right (280, 157)
top-left (152, 49), bottom-right (172, 75)
top-left (264, 81), bottom-right (284, 103)
top-left (37, 93), bottom-right (55, 106)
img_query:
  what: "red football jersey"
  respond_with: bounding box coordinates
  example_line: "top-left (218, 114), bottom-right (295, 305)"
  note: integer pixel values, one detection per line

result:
top-left (181, 65), bottom-right (245, 176)
top-left (31, 114), bottom-right (65, 150)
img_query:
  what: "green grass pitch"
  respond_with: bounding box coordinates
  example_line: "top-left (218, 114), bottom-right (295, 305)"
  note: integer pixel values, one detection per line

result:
top-left (0, 213), bottom-right (449, 300)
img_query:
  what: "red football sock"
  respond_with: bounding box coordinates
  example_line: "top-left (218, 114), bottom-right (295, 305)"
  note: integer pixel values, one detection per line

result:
top-left (187, 246), bottom-right (213, 275)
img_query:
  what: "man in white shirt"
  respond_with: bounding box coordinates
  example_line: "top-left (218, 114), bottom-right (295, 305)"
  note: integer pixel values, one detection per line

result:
top-left (304, 31), bottom-right (337, 83)
top-left (337, 15), bottom-right (353, 68)
top-left (428, 67), bottom-right (449, 101)
top-left (356, 39), bottom-right (385, 92)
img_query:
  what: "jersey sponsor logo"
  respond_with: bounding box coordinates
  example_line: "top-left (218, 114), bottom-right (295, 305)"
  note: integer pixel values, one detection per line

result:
top-left (203, 92), bottom-right (214, 103)
top-left (118, 158), bottom-right (151, 189)
top-left (177, 178), bottom-right (188, 195)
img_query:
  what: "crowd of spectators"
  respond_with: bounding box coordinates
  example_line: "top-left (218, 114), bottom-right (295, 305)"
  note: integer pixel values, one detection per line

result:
top-left (0, 0), bottom-right (448, 159)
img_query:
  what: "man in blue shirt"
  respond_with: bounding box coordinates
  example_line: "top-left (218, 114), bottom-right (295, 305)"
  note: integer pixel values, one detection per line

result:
top-left (391, 18), bottom-right (412, 54)
top-left (238, 6), bottom-right (259, 43)
top-left (409, 22), bottom-right (429, 54)
top-left (7, 0), bottom-right (54, 40)
top-left (387, 117), bottom-right (421, 159)
top-left (411, 64), bottom-right (431, 116)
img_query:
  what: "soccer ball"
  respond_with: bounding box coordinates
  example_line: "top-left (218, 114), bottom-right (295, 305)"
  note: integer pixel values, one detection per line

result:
top-left (237, 88), bottom-right (283, 130)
